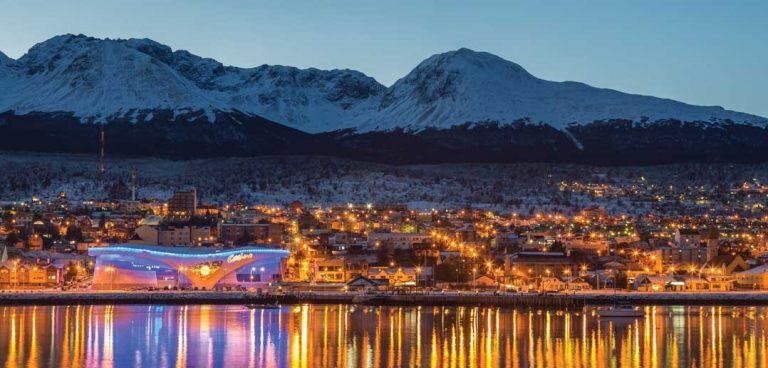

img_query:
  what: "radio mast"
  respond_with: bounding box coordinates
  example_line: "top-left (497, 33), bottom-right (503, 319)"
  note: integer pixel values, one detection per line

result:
top-left (98, 125), bottom-right (105, 197)
top-left (131, 165), bottom-right (137, 202)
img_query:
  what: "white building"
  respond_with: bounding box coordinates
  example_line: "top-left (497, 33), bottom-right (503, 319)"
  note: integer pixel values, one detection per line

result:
top-left (368, 232), bottom-right (431, 250)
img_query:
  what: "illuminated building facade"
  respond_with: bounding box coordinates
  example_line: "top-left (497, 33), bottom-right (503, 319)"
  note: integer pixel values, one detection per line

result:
top-left (89, 244), bottom-right (289, 290)
top-left (218, 222), bottom-right (282, 245)
top-left (0, 263), bottom-right (60, 289)
top-left (168, 188), bottom-right (198, 218)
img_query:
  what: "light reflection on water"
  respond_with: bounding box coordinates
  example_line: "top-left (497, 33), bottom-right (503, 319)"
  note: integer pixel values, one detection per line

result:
top-left (0, 304), bottom-right (766, 367)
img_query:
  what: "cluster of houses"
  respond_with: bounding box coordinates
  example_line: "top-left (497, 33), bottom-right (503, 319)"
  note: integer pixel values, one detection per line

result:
top-left (6, 191), bottom-right (768, 293)
top-left (0, 246), bottom-right (90, 289)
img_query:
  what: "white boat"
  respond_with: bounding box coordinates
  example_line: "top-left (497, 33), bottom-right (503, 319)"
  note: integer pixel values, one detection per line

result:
top-left (597, 305), bottom-right (645, 318)
top-left (245, 302), bottom-right (281, 310)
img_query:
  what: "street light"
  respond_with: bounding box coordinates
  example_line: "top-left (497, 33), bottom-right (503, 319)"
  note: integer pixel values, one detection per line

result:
top-left (455, 268), bottom-right (460, 287)
top-left (416, 267), bottom-right (422, 287)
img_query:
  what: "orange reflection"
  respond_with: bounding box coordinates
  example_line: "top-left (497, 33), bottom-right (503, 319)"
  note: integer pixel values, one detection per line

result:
top-left (0, 305), bottom-right (766, 367)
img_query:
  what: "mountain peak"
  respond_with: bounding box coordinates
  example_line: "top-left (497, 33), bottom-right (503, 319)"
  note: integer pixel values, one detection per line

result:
top-left (417, 48), bottom-right (533, 79)
top-left (0, 50), bottom-right (12, 64)
top-left (372, 48), bottom-right (537, 119)
top-left (28, 33), bottom-right (97, 51)
top-left (360, 47), bottom-right (766, 132)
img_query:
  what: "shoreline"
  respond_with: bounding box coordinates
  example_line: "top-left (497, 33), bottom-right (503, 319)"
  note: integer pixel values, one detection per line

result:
top-left (1, 290), bottom-right (768, 307)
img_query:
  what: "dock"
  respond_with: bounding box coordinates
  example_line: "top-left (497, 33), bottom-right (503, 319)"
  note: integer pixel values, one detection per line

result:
top-left (1, 290), bottom-right (768, 307)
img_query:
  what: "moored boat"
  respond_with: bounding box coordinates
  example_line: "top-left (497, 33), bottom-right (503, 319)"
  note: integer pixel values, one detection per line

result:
top-left (597, 305), bottom-right (645, 318)
top-left (245, 302), bottom-right (281, 310)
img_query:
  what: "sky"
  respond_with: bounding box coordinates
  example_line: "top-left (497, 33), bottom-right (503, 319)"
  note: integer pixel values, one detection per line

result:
top-left (0, 0), bottom-right (766, 117)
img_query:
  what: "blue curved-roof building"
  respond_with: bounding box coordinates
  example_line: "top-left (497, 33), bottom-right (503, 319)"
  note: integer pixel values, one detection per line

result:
top-left (89, 244), bottom-right (290, 290)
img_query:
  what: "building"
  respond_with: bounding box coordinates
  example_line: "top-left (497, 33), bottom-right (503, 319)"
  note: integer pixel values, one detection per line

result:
top-left (132, 225), bottom-right (212, 246)
top-left (89, 244), bottom-right (289, 290)
top-left (675, 228), bottom-right (701, 247)
top-left (456, 223), bottom-right (479, 244)
top-left (368, 232), bottom-right (431, 250)
top-left (581, 206), bottom-right (606, 220)
top-left (539, 277), bottom-right (567, 292)
top-left (564, 237), bottom-right (610, 254)
top-left (168, 188), bottom-right (198, 218)
top-left (195, 205), bottom-right (219, 217)
top-left (308, 257), bottom-right (371, 283)
top-left (346, 276), bottom-right (388, 291)
top-left (702, 254), bottom-right (748, 275)
top-left (673, 275), bottom-right (710, 291)
top-left (0, 264), bottom-right (60, 289)
top-left (735, 265), bottom-right (768, 290)
top-left (27, 233), bottom-right (43, 250)
top-left (704, 274), bottom-right (734, 291)
top-left (503, 252), bottom-right (574, 279)
top-left (665, 228), bottom-right (719, 265)
top-left (0, 248), bottom-right (61, 289)
top-left (521, 233), bottom-right (556, 251)
top-left (218, 222), bottom-right (282, 245)
top-left (633, 275), bottom-right (678, 292)
top-left (312, 258), bottom-right (346, 283)
top-left (471, 274), bottom-right (498, 288)
top-left (367, 267), bottom-right (422, 286)
top-left (562, 277), bottom-right (592, 291)
top-left (658, 245), bottom-right (711, 266)
top-left (704, 228), bottom-right (720, 262)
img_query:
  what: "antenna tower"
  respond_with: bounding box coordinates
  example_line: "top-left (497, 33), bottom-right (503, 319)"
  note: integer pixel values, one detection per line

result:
top-left (131, 166), bottom-right (137, 202)
top-left (98, 126), bottom-right (105, 196)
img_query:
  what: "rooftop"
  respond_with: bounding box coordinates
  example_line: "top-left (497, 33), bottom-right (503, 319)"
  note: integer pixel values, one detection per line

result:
top-left (88, 244), bottom-right (289, 258)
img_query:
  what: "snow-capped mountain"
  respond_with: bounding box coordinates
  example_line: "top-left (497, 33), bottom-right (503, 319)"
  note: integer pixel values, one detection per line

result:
top-left (1, 35), bottom-right (768, 165)
top-left (356, 48), bottom-right (766, 132)
top-left (0, 34), bottom-right (385, 132)
top-left (1, 35), bottom-right (764, 135)
top-left (1, 35), bottom-right (220, 121)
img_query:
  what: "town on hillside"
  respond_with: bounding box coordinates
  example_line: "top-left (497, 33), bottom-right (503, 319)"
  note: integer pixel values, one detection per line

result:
top-left (1, 184), bottom-right (768, 294)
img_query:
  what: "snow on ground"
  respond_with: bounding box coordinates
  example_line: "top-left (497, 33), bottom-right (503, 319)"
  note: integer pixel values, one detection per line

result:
top-left (0, 153), bottom-right (766, 216)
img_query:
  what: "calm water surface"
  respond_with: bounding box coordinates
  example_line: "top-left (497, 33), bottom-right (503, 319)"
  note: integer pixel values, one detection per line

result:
top-left (0, 304), bottom-right (766, 367)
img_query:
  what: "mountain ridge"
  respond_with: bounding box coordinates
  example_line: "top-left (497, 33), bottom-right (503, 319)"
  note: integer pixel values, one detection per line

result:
top-left (0, 34), bottom-right (386, 132)
top-left (1, 34), bottom-right (767, 165)
top-left (0, 34), bottom-right (764, 134)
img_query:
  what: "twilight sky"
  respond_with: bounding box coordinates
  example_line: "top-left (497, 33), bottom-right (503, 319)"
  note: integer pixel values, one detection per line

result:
top-left (0, 0), bottom-right (765, 117)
